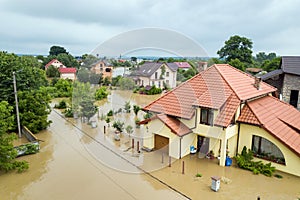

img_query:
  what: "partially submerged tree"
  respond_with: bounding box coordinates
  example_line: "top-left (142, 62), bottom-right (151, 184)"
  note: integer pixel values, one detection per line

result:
top-left (0, 101), bottom-right (29, 172)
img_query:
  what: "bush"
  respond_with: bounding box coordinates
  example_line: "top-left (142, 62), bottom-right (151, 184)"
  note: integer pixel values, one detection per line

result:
top-left (95, 86), bottom-right (108, 100)
top-left (146, 85), bottom-right (162, 95)
top-left (235, 146), bottom-right (276, 177)
top-left (55, 100), bottom-right (67, 109)
top-left (112, 120), bottom-right (124, 132)
top-left (107, 110), bottom-right (113, 116)
top-left (63, 108), bottom-right (74, 118)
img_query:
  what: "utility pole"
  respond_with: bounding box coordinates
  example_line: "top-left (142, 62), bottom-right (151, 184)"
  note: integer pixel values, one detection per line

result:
top-left (13, 71), bottom-right (21, 138)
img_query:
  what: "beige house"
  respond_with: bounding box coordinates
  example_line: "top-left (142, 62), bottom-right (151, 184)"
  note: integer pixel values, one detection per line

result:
top-left (90, 60), bottom-right (113, 80)
top-left (131, 62), bottom-right (178, 89)
top-left (58, 68), bottom-right (77, 81)
top-left (141, 64), bottom-right (300, 177)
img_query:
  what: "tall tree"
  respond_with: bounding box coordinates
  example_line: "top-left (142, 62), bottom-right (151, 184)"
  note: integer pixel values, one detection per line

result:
top-left (46, 65), bottom-right (60, 78)
top-left (0, 101), bottom-right (28, 172)
top-left (0, 51), bottom-right (50, 133)
top-left (49, 46), bottom-right (68, 56)
top-left (217, 35), bottom-right (253, 64)
top-left (56, 53), bottom-right (79, 68)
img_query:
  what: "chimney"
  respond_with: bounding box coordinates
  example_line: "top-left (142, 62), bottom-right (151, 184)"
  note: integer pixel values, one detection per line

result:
top-left (254, 77), bottom-right (262, 90)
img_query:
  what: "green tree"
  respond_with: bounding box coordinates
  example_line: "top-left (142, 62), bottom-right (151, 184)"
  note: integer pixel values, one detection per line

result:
top-left (56, 53), bottom-right (79, 68)
top-left (18, 89), bottom-right (52, 133)
top-left (103, 77), bottom-right (111, 86)
top-left (124, 101), bottom-right (131, 113)
top-left (0, 52), bottom-right (49, 133)
top-left (112, 75), bottom-right (122, 86)
top-left (49, 46), bottom-right (67, 56)
top-left (82, 54), bottom-right (99, 69)
top-left (0, 101), bottom-right (29, 172)
top-left (89, 73), bottom-right (102, 85)
top-left (53, 79), bottom-right (73, 97)
top-left (217, 35), bottom-right (253, 64)
top-left (77, 68), bottom-right (90, 83)
top-left (228, 58), bottom-right (246, 71)
top-left (46, 65), bottom-right (60, 78)
top-left (117, 77), bottom-right (136, 90)
top-left (261, 57), bottom-right (281, 72)
top-left (133, 105), bottom-right (141, 116)
top-left (80, 97), bottom-right (97, 122)
top-left (95, 87), bottom-right (108, 100)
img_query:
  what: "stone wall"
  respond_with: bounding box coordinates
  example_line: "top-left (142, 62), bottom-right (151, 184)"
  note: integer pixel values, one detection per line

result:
top-left (282, 73), bottom-right (300, 109)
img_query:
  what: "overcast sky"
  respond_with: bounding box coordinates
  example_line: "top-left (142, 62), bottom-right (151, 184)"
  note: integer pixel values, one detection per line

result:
top-left (0, 0), bottom-right (299, 57)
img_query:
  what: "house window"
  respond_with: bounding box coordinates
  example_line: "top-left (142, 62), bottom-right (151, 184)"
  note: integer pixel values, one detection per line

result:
top-left (200, 108), bottom-right (214, 126)
top-left (155, 72), bottom-right (158, 79)
top-left (289, 90), bottom-right (299, 108)
top-left (166, 72), bottom-right (169, 77)
top-left (166, 80), bottom-right (169, 84)
top-left (152, 81), bottom-right (155, 86)
top-left (252, 135), bottom-right (285, 165)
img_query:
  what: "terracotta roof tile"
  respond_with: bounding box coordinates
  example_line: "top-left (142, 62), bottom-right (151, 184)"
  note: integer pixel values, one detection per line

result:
top-left (214, 94), bottom-right (241, 127)
top-left (215, 64), bottom-right (276, 100)
top-left (156, 114), bottom-right (192, 136)
top-left (237, 104), bottom-right (261, 126)
top-left (239, 96), bottom-right (300, 156)
top-left (59, 67), bottom-right (77, 73)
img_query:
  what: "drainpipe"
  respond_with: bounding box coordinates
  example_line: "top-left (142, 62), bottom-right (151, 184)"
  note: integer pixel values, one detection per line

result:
top-left (236, 123), bottom-right (241, 156)
top-left (179, 137), bottom-right (182, 159)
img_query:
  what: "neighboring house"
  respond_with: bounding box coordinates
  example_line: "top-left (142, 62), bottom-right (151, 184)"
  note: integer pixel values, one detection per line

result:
top-left (261, 56), bottom-right (300, 109)
top-left (141, 64), bottom-right (300, 177)
top-left (58, 67), bottom-right (77, 80)
top-left (131, 62), bottom-right (178, 89)
top-left (90, 60), bottom-right (113, 80)
top-left (174, 62), bottom-right (192, 71)
top-left (198, 61), bottom-right (208, 72)
top-left (45, 59), bottom-right (67, 70)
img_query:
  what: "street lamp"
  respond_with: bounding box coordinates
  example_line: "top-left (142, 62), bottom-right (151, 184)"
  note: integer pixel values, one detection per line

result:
top-left (13, 71), bottom-right (21, 138)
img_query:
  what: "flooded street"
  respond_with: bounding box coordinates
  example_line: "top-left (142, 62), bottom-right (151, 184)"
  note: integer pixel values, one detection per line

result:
top-left (1, 90), bottom-right (300, 200)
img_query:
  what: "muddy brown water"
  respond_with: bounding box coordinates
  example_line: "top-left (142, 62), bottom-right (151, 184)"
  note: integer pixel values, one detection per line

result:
top-left (1, 90), bottom-right (300, 200)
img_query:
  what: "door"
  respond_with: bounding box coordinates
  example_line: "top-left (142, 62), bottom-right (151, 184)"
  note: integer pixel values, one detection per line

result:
top-left (197, 135), bottom-right (209, 154)
top-left (154, 134), bottom-right (169, 153)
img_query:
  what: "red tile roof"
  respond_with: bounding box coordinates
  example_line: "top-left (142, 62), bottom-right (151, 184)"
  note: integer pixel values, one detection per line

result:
top-left (144, 64), bottom-right (276, 124)
top-left (142, 114), bottom-right (191, 136)
top-left (215, 64), bottom-right (276, 100)
top-left (45, 59), bottom-right (62, 69)
top-left (59, 67), bottom-right (77, 73)
top-left (238, 96), bottom-right (300, 156)
top-left (214, 93), bottom-right (241, 127)
top-left (174, 62), bottom-right (191, 69)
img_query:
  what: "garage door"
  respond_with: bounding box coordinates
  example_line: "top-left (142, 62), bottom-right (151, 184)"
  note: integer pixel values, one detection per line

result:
top-left (154, 134), bottom-right (169, 152)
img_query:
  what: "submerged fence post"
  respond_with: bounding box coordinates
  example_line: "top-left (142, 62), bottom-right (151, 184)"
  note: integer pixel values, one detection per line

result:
top-left (132, 138), bottom-right (134, 148)
top-left (104, 125), bottom-right (106, 134)
top-left (137, 141), bottom-right (140, 153)
top-left (182, 161), bottom-right (185, 174)
top-left (168, 156), bottom-right (171, 167)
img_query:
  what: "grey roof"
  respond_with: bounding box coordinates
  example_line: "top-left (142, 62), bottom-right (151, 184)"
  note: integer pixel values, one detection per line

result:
top-left (131, 62), bottom-right (178, 77)
top-left (281, 56), bottom-right (300, 76)
top-left (260, 69), bottom-right (283, 80)
top-left (166, 63), bottom-right (179, 72)
top-left (132, 62), bottom-right (162, 77)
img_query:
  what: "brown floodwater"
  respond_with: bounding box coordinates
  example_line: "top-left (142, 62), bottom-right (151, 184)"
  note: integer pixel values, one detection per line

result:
top-left (1, 90), bottom-right (300, 200)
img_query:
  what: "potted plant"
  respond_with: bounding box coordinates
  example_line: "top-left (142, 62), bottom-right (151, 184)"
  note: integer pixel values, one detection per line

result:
top-left (112, 120), bottom-right (124, 141)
